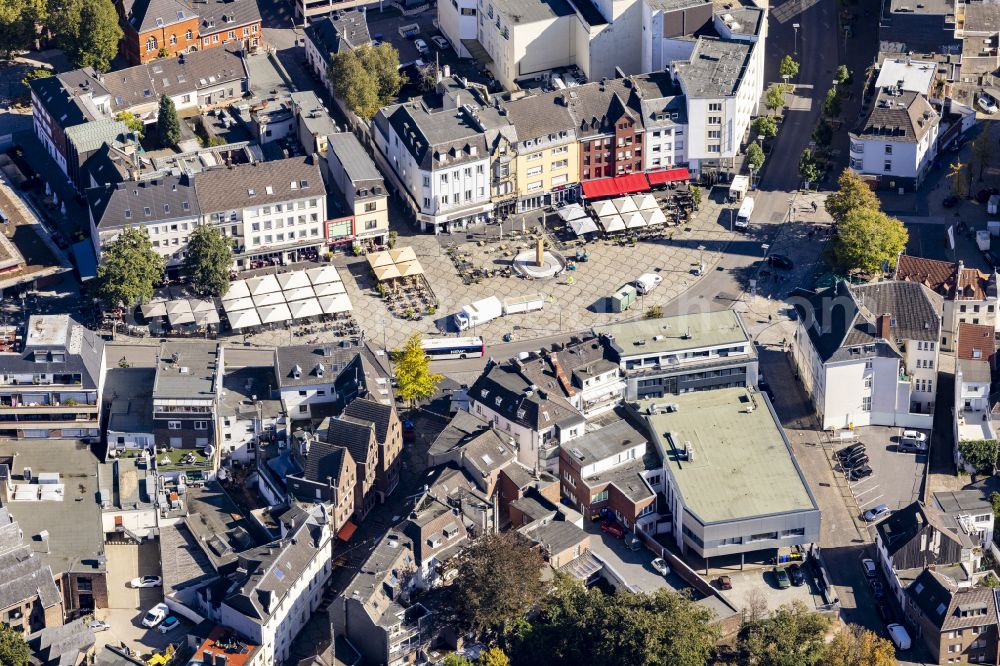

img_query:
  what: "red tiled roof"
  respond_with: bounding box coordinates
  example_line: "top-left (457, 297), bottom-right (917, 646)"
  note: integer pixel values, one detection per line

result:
top-left (957, 322), bottom-right (995, 362)
top-left (895, 255), bottom-right (956, 295)
top-left (956, 268), bottom-right (989, 301)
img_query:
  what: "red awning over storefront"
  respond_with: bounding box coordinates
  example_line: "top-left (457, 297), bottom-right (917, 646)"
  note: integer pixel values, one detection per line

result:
top-left (647, 167), bottom-right (690, 185)
top-left (337, 520), bottom-right (358, 542)
top-left (581, 173), bottom-right (651, 199)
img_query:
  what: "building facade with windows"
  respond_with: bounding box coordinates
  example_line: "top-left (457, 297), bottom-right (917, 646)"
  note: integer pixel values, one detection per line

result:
top-left (325, 132), bottom-right (389, 246)
top-left (152, 341), bottom-right (222, 450)
top-left (849, 88), bottom-right (939, 191)
top-left (792, 280), bottom-right (942, 430)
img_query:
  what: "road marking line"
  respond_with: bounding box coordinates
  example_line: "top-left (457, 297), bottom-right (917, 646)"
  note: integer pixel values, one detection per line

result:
top-left (854, 485), bottom-right (880, 497)
top-left (858, 494), bottom-right (884, 509)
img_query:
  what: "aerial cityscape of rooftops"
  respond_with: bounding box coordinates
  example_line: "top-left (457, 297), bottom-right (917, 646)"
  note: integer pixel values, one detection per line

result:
top-left (1, 0), bottom-right (998, 663)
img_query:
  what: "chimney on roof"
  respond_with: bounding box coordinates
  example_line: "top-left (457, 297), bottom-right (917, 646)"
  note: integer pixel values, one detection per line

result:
top-left (877, 313), bottom-right (892, 340)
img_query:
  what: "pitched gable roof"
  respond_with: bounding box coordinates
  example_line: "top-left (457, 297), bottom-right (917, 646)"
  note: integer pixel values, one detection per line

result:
top-left (343, 397), bottom-right (395, 444)
top-left (324, 417), bottom-right (375, 465)
top-left (958, 322), bottom-right (995, 363)
top-left (300, 439), bottom-right (353, 485)
top-left (895, 254), bottom-right (956, 294)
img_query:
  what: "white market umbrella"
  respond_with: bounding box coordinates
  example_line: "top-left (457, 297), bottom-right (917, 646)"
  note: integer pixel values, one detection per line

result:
top-left (258, 303), bottom-right (292, 324)
top-left (313, 281), bottom-right (346, 297)
top-left (569, 217), bottom-right (599, 236)
top-left (288, 298), bottom-right (323, 319)
top-left (319, 293), bottom-right (353, 314)
top-left (614, 196), bottom-right (638, 214)
top-left (277, 271), bottom-right (311, 290)
top-left (190, 298), bottom-right (216, 313)
top-left (623, 211), bottom-right (646, 229)
top-left (306, 265), bottom-right (341, 285)
top-left (599, 214), bottom-right (626, 233)
top-left (228, 308), bottom-right (261, 330)
top-left (558, 204), bottom-right (588, 222)
top-left (222, 280), bottom-right (250, 301)
top-left (632, 194), bottom-right (657, 211)
top-left (247, 274), bottom-right (281, 296)
top-left (253, 292), bottom-right (286, 308)
top-left (223, 297), bottom-right (255, 314)
top-left (641, 208), bottom-right (667, 226)
top-left (140, 300), bottom-right (167, 318)
top-left (591, 200), bottom-right (617, 217)
top-left (282, 286), bottom-right (316, 302)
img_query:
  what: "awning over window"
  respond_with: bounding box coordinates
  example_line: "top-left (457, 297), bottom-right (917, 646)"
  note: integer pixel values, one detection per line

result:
top-left (338, 520), bottom-right (358, 542)
top-left (647, 167), bottom-right (690, 185)
top-left (581, 173), bottom-right (650, 199)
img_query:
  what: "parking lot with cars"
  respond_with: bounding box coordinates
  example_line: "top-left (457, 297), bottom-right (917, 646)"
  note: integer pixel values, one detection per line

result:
top-left (825, 425), bottom-right (928, 529)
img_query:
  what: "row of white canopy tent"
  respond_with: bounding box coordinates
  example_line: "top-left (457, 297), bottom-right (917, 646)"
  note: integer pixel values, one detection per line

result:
top-left (558, 204), bottom-right (600, 236)
top-left (140, 297), bottom-right (220, 328)
top-left (221, 265), bottom-right (352, 331)
top-left (592, 194), bottom-right (666, 233)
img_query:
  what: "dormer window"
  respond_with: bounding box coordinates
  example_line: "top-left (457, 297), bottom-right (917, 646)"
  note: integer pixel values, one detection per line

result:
top-left (292, 364), bottom-right (302, 378)
top-left (495, 396), bottom-right (502, 407)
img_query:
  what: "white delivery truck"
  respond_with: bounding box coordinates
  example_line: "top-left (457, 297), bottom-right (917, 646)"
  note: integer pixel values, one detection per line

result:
top-left (728, 175), bottom-right (750, 202)
top-left (734, 196), bottom-right (755, 230)
top-left (454, 296), bottom-right (504, 331)
top-left (503, 293), bottom-right (546, 315)
top-left (634, 273), bottom-right (663, 294)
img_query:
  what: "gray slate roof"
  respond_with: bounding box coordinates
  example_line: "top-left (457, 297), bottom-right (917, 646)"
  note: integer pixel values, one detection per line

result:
top-left (194, 156), bottom-right (323, 213)
top-left (793, 280), bottom-right (941, 363)
top-left (562, 418), bottom-right (645, 468)
top-left (304, 11), bottom-right (370, 66)
top-left (852, 89), bottom-right (938, 142)
top-left (343, 397), bottom-right (395, 444)
top-left (325, 417), bottom-right (375, 466)
top-left (0, 315), bottom-right (105, 390)
top-left (27, 617), bottom-right (96, 666)
top-left (122, 0), bottom-right (192, 32)
top-left (470, 359), bottom-right (583, 431)
top-left (377, 101), bottom-right (490, 170)
top-left (195, 0), bottom-right (262, 35)
top-left (88, 173), bottom-right (200, 232)
top-left (0, 508), bottom-right (62, 612)
top-left (300, 439), bottom-right (353, 485)
top-left (153, 341), bottom-right (220, 399)
top-left (674, 37), bottom-right (754, 98)
top-left (327, 131), bottom-right (383, 184)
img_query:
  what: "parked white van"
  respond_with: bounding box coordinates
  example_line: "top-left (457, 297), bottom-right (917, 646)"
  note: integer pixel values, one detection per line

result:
top-left (734, 196), bottom-right (755, 230)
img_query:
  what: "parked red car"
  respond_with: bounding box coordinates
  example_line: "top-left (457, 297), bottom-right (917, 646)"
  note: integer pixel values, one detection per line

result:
top-left (600, 522), bottom-right (625, 539)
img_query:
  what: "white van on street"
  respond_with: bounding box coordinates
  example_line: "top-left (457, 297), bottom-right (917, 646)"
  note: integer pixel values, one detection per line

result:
top-left (734, 196), bottom-right (755, 230)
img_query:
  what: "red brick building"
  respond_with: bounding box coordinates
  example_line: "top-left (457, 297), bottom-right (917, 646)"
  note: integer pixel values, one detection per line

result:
top-left (570, 85), bottom-right (645, 181)
top-left (117, 0), bottom-right (261, 66)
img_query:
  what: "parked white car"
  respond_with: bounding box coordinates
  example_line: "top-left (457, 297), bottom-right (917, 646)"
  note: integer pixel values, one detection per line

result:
top-left (432, 35), bottom-right (450, 50)
top-left (979, 96), bottom-right (998, 114)
top-left (130, 575), bottom-right (162, 588)
top-left (414, 38), bottom-right (429, 55)
top-left (651, 558), bottom-right (670, 576)
top-left (141, 603), bottom-right (169, 628)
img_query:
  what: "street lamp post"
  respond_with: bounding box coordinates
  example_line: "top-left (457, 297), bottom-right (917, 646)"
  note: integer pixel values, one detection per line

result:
top-left (697, 244), bottom-right (706, 274)
top-left (792, 23), bottom-right (800, 55)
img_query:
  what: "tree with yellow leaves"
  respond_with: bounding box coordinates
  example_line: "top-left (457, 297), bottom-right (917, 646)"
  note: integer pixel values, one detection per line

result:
top-left (821, 625), bottom-right (896, 666)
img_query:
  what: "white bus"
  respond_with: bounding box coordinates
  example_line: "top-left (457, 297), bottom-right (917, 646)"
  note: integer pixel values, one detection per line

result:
top-left (421, 336), bottom-right (485, 360)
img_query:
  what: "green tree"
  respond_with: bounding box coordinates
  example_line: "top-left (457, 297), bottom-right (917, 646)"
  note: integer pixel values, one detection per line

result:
top-left (63, 0), bottom-right (122, 71)
top-left (737, 602), bottom-right (830, 666)
top-left (478, 647), bottom-right (510, 666)
top-left (979, 573), bottom-right (1000, 588)
top-left (453, 532), bottom-right (545, 639)
top-left (834, 65), bottom-right (850, 85)
top-left (831, 207), bottom-right (908, 275)
top-left (393, 334), bottom-right (444, 407)
top-left (329, 43), bottom-right (405, 119)
top-left (821, 625), bottom-right (895, 666)
top-left (822, 87), bottom-right (841, 117)
top-left (114, 111), bottom-right (144, 139)
top-left (746, 141), bottom-right (765, 175)
top-left (799, 149), bottom-right (821, 186)
top-left (183, 225), bottom-right (233, 296)
top-left (0, 624), bottom-right (29, 666)
top-left (990, 491), bottom-right (1000, 518)
top-left (812, 121), bottom-right (833, 147)
top-left (779, 55), bottom-right (800, 82)
top-left (513, 574), bottom-right (720, 666)
top-left (644, 305), bottom-right (664, 319)
top-left (690, 184), bottom-right (702, 208)
top-left (958, 439), bottom-right (999, 475)
top-left (825, 169), bottom-right (880, 225)
top-left (156, 93), bottom-right (181, 148)
top-left (765, 85), bottom-right (786, 115)
top-left (0, 0), bottom-right (46, 56)
top-left (97, 227), bottom-right (164, 307)
top-left (752, 115), bottom-right (778, 140)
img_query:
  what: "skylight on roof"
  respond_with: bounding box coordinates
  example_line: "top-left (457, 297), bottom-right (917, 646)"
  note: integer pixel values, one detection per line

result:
top-left (248, 188), bottom-right (256, 196)
top-left (155, 17), bottom-right (164, 26)
top-left (265, 186), bottom-right (274, 195)
top-left (152, 65), bottom-right (163, 74)
top-left (290, 180), bottom-right (298, 189)
top-left (177, 9), bottom-right (185, 18)
top-left (274, 568), bottom-right (285, 581)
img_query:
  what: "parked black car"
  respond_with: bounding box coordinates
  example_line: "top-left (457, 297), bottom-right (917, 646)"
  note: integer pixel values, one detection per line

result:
top-left (836, 443), bottom-right (865, 460)
top-left (842, 454), bottom-right (870, 469)
top-left (984, 250), bottom-right (1000, 269)
top-left (848, 465), bottom-right (873, 481)
top-left (788, 563), bottom-right (805, 587)
top-left (942, 195), bottom-right (959, 208)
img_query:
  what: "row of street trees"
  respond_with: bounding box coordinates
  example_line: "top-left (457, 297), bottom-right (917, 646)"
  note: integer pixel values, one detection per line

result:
top-left (96, 224), bottom-right (233, 308)
top-left (1, 0), bottom-right (123, 71)
top-left (446, 532), bottom-right (896, 666)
